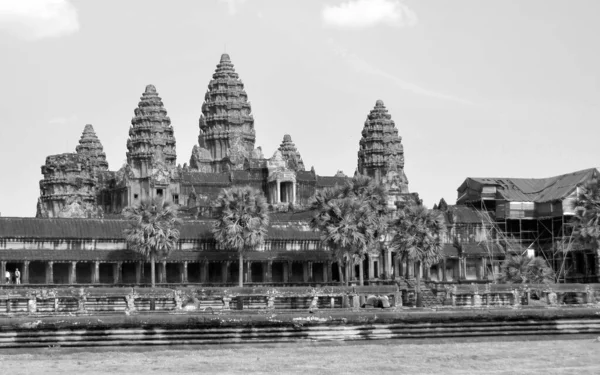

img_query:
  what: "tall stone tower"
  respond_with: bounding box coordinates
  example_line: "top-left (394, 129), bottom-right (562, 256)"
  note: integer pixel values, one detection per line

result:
top-left (76, 124), bottom-right (109, 172)
top-left (195, 53), bottom-right (256, 170)
top-left (126, 85), bottom-right (176, 172)
top-left (124, 85), bottom-right (178, 203)
top-left (357, 100), bottom-right (409, 195)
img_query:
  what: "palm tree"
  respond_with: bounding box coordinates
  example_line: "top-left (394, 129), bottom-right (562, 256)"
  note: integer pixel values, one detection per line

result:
top-left (499, 255), bottom-right (555, 284)
top-left (123, 198), bottom-right (181, 288)
top-left (310, 175), bottom-right (386, 286)
top-left (212, 186), bottom-right (269, 287)
top-left (572, 177), bottom-right (600, 256)
top-left (389, 204), bottom-right (446, 307)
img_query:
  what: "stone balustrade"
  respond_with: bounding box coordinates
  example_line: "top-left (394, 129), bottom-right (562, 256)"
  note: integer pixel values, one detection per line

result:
top-left (0, 285), bottom-right (401, 315)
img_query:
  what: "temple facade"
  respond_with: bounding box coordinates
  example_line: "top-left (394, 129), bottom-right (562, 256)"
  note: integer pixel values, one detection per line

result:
top-left (1, 53), bottom-right (595, 288)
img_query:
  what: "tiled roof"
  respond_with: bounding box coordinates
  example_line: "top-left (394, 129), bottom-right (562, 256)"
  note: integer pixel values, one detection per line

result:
top-left (0, 217), bottom-right (319, 241)
top-left (316, 176), bottom-right (348, 187)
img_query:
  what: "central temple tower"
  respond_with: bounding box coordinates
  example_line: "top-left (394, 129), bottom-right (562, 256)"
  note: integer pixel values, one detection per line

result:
top-left (192, 54), bottom-right (256, 172)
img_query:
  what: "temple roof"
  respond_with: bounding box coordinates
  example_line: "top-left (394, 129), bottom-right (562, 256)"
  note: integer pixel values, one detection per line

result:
top-left (0, 217), bottom-right (320, 241)
top-left (457, 168), bottom-right (599, 204)
top-left (75, 124), bottom-right (108, 171)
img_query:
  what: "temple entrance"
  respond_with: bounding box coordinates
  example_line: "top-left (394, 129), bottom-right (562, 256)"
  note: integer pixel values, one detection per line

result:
top-left (99, 263), bottom-right (114, 284)
top-left (331, 262), bottom-right (341, 282)
top-left (229, 262), bottom-right (240, 284)
top-left (29, 261), bottom-right (46, 284)
top-left (187, 262), bottom-right (201, 283)
top-left (313, 263), bottom-right (324, 283)
top-left (76, 262), bottom-right (92, 284)
top-left (53, 263), bottom-right (69, 284)
top-left (250, 263), bottom-right (263, 283)
top-left (208, 262), bottom-right (221, 283)
top-left (272, 262), bottom-right (284, 282)
top-left (166, 263), bottom-right (180, 283)
top-left (280, 181), bottom-right (294, 203)
top-left (5, 262), bottom-right (23, 284)
top-left (122, 263), bottom-right (136, 284)
top-left (291, 262), bottom-right (303, 283)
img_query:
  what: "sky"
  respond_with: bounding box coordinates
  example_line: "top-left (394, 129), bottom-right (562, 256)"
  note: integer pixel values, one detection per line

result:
top-left (0, 0), bottom-right (599, 217)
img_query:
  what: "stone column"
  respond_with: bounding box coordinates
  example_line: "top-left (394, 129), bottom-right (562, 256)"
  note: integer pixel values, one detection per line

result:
top-left (322, 261), bottom-right (328, 283)
top-left (0, 261), bottom-right (6, 285)
top-left (69, 261), bottom-right (77, 284)
top-left (308, 261), bottom-right (313, 282)
top-left (46, 261), bottom-right (54, 284)
top-left (246, 261), bottom-right (252, 283)
top-left (93, 261), bottom-right (100, 284)
top-left (393, 255), bottom-right (400, 280)
top-left (303, 262), bottom-right (309, 283)
top-left (283, 261), bottom-right (290, 283)
top-left (407, 260), bottom-right (415, 278)
top-left (386, 248), bottom-right (392, 277)
top-left (276, 180), bottom-right (281, 203)
top-left (135, 262), bottom-right (142, 284)
top-left (222, 261), bottom-right (230, 283)
top-left (326, 261), bottom-right (333, 283)
top-left (266, 261), bottom-right (273, 283)
top-left (181, 262), bottom-right (188, 283)
top-left (201, 261), bottom-right (209, 283)
top-left (23, 261), bottom-right (30, 284)
top-left (368, 255), bottom-right (375, 281)
top-left (458, 257), bottom-right (463, 280)
top-left (113, 262), bottom-right (122, 284)
top-left (442, 258), bottom-right (448, 282)
top-left (291, 182), bottom-right (296, 204)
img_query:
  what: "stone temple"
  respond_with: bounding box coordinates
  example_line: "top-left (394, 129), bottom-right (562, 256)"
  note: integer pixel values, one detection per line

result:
top-left (0, 53), bottom-right (596, 287)
top-left (36, 54), bottom-right (411, 219)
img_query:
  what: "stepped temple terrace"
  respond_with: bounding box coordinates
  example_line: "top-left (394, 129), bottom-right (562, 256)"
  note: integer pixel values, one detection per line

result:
top-left (0, 53), bottom-right (598, 292)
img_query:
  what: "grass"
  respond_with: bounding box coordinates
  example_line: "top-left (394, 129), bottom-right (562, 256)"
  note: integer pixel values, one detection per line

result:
top-left (1, 338), bottom-right (600, 374)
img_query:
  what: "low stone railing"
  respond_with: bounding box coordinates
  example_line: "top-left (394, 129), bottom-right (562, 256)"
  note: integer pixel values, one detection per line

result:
top-left (0, 285), bottom-right (401, 315)
top-left (435, 283), bottom-right (600, 308)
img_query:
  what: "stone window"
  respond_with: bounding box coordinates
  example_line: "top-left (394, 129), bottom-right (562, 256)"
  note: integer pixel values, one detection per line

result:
top-left (134, 194), bottom-right (139, 200)
top-left (172, 194), bottom-right (179, 203)
top-left (156, 189), bottom-right (163, 197)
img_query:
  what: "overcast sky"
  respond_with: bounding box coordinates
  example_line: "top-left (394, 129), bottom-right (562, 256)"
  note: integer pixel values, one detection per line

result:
top-left (1, 0), bottom-right (599, 217)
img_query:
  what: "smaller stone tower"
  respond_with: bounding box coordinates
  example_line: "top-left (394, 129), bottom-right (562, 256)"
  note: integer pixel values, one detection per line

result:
top-left (36, 153), bottom-right (102, 218)
top-left (278, 134), bottom-right (305, 172)
top-left (76, 124), bottom-right (108, 172)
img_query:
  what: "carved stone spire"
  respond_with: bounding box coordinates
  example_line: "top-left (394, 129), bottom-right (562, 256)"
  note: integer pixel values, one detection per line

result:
top-left (126, 85), bottom-right (177, 168)
top-left (278, 134), bottom-right (305, 171)
top-left (357, 100), bottom-right (408, 191)
top-left (198, 53), bottom-right (255, 161)
top-left (75, 124), bottom-right (108, 171)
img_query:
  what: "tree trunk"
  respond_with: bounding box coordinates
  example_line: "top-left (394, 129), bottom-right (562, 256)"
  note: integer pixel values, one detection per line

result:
top-left (359, 260), bottom-right (364, 286)
top-left (338, 262), bottom-right (344, 286)
top-left (239, 252), bottom-right (244, 287)
top-left (416, 260), bottom-right (423, 307)
top-left (151, 252), bottom-right (156, 288)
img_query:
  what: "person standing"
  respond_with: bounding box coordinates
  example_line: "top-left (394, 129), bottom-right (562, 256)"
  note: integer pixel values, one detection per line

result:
top-left (14, 268), bottom-right (20, 285)
top-left (5, 270), bottom-right (10, 284)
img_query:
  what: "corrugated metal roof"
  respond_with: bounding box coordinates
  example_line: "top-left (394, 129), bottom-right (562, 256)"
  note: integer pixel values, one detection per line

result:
top-left (457, 168), bottom-right (599, 203)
